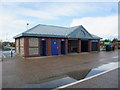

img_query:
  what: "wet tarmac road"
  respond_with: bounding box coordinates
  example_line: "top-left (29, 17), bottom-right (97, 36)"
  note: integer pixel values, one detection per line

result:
top-left (19, 62), bottom-right (119, 88)
top-left (2, 50), bottom-right (119, 88)
top-left (64, 68), bottom-right (119, 88)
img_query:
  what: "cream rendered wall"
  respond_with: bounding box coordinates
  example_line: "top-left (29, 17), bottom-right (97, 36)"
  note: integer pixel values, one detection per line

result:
top-left (29, 48), bottom-right (38, 55)
top-left (29, 38), bottom-right (38, 47)
top-left (20, 48), bottom-right (24, 55)
top-left (15, 39), bottom-right (19, 54)
top-left (19, 38), bottom-right (24, 55)
top-left (20, 38), bottom-right (24, 47)
top-left (28, 38), bottom-right (39, 56)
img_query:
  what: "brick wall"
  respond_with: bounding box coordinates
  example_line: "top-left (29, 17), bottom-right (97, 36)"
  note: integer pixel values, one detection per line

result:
top-left (58, 39), bottom-right (61, 55)
top-left (46, 38), bottom-right (63, 56)
top-left (15, 38), bottom-right (24, 55)
top-left (65, 39), bottom-right (68, 54)
top-left (15, 37), bottom-right (99, 57)
top-left (88, 40), bottom-right (92, 52)
top-left (25, 37), bottom-right (66, 57)
top-left (15, 38), bottom-right (25, 56)
top-left (98, 40), bottom-right (100, 51)
top-left (46, 38), bottom-right (51, 56)
top-left (78, 39), bottom-right (81, 53)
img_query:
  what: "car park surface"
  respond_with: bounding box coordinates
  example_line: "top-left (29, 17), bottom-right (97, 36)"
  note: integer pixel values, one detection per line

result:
top-left (2, 50), bottom-right (119, 88)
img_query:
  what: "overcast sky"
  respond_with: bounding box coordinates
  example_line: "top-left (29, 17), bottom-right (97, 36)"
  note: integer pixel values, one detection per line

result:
top-left (0, 1), bottom-right (118, 42)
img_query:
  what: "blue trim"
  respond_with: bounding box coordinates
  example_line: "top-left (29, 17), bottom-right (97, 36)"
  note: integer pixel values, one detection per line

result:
top-left (92, 40), bottom-right (99, 42)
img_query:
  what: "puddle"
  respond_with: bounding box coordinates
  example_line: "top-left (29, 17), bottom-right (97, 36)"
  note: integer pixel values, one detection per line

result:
top-left (20, 76), bottom-right (77, 88)
top-left (86, 62), bottom-right (118, 77)
top-left (67, 70), bottom-right (91, 80)
top-left (19, 62), bottom-right (119, 88)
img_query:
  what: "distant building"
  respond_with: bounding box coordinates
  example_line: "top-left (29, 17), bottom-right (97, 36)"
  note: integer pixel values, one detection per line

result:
top-left (14, 24), bottom-right (101, 57)
top-left (2, 42), bottom-right (15, 47)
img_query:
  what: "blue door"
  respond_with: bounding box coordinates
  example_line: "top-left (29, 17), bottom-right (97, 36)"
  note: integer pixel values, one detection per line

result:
top-left (61, 41), bottom-right (66, 54)
top-left (51, 40), bottom-right (58, 55)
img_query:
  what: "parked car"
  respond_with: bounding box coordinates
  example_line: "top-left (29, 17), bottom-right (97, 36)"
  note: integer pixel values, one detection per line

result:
top-left (118, 45), bottom-right (120, 49)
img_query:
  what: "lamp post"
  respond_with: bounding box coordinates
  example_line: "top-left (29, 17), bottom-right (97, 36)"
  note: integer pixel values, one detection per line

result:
top-left (27, 23), bottom-right (29, 30)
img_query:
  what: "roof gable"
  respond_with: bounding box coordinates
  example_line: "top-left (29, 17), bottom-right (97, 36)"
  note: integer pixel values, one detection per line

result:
top-left (67, 25), bottom-right (93, 39)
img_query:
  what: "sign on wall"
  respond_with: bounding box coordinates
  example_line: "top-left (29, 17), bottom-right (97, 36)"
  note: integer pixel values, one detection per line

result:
top-left (92, 40), bottom-right (98, 42)
top-left (104, 42), bottom-right (110, 45)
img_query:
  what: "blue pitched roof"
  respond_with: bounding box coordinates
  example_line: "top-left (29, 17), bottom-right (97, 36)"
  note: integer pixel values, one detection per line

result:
top-left (13, 24), bottom-right (101, 39)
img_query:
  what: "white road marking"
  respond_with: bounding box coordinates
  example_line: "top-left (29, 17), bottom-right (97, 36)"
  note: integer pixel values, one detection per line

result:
top-left (112, 56), bottom-right (118, 58)
top-left (54, 66), bottom-right (119, 90)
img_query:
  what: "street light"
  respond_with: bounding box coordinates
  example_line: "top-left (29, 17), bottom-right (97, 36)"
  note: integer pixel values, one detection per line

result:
top-left (27, 23), bottom-right (29, 30)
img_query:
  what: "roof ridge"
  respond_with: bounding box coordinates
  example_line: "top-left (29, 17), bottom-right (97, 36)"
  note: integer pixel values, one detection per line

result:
top-left (38, 24), bottom-right (81, 29)
top-left (38, 24), bottom-right (69, 29)
top-left (23, 24), bottom-right (81, 34)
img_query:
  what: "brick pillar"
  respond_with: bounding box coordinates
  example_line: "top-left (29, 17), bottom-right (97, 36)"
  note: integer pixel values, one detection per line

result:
top-left (15, 39), bottom-right (16, 53)
top-left (78, 39), bottom-right (81, 53)
top-left (24, 37), bottom-right (28, 57)
top-left (38, 38), bottom-right (41, 56)
top-left (88, 40), bottom-right (92, 52)
top-left (98, 40), bottom-right (100, 51)
top-left (46, 38), bottom-right (51, 56)
top-left (18, 38), bottom-right (20, 54)
top-left (65, 39), bottom-right (68, 54)
top-left (58, 39), bottom-right (61, 55)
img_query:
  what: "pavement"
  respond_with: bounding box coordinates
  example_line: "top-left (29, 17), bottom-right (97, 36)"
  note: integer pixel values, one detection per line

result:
top-left (2, 50), bottom-right (119, 88)
top-left (0, 62), bottom-right (2, 90)
top-left (59, 68), bottom-right (119, 89)
top-left (0, 50), bottom-right (2, 89)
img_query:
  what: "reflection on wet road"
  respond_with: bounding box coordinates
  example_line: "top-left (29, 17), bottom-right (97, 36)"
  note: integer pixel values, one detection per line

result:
top-left (20, 76), bottom-right (76, 88)
top-left (20, 62), bottom-right (119, 88)
top-left (3, 50), bottom-right (119, 88)
top-left (1, 51), bottom-right (15, 58)
top-left (86, 62), bottom-right (118, 77)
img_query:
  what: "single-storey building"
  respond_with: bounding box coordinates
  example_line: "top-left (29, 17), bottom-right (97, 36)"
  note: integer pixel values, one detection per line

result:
top-left (13, 24), bottom-right (101, 57)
